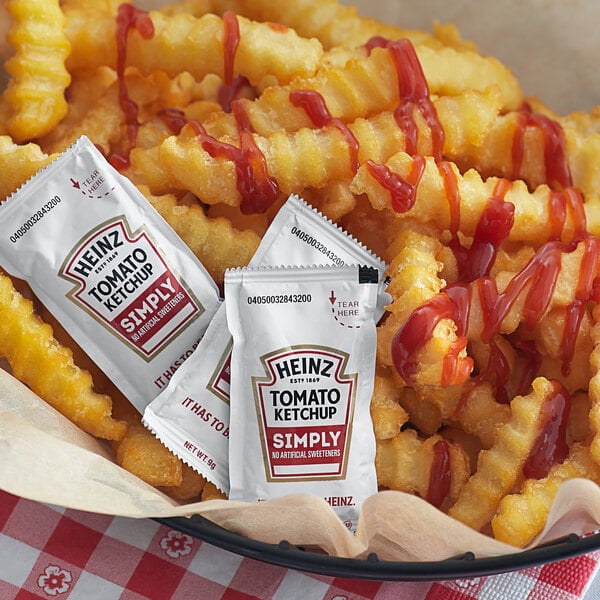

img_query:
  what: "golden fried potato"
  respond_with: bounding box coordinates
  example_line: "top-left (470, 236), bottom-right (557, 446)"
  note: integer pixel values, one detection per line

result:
top-left (0, 272), bottom-right (126, 441)
top-left (114, 422), bottom-right (183, 487)
top-left (0, 136), bottom-right (57, 200)
top-left (2, 0), bottom-right (71, 142)
top-left (449, 378), bottom-right (567, 531)
top-left (376, 429), bottom-right (470, 511)
top-left (138, 185), bottom-right (260, 286)
top-left (492, 444), bottom-right (600, 547)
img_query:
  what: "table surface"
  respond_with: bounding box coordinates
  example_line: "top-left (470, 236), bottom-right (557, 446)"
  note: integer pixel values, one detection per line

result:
top-left (1, 489), bottom-right (600, 600)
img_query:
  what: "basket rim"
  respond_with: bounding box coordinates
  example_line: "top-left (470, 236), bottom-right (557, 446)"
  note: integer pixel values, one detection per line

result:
top-left (155, 514), bottom-right (600, 581)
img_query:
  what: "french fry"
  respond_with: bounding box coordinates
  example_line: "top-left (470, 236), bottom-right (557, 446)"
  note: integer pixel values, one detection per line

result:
top-left (491, 443), bottom-right (600, 547)
top-left (0, 136), bottom-right (57, 200)
top-left (369, 369), bottom-right (409, 440)
top-left (0, 272), bottom-right (126, 441)
top-left (448, 378), bottom-right (565, 531)
top-left (376, 429), bottom-right (471, 511)
top-left (138, 185), bottom-right (261, 286)
top-left (2, 0), bottom-right (71, 142)
top-left (351, 151), bottom-right (597, 243)
top-left (64, 6), bottom-right (324, 88)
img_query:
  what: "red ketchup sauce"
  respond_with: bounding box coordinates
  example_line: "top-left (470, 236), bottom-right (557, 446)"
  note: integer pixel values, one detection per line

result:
top-left (231, 98), bottom-right (254, 132)
top-left (512, 105), bottom-right (573, 190)
top-left (218, 13), bottom-right (257, 115)
top-left (218, 76), bottom-right (253, 114)
top-left (110, 5), bottom-right (155, 170)
top-left (158, 107), bottom-right (187, 135)
top-left (189, 120), bottom-right (278, 214)
top-left (391, 291), bottom-right (473, 387)
top-left (364, 155), bottom-right (426, 213)
top-left (522, 380), bottom-right (571, 479)
top-left (426, 440), bottom-right (452, 508)
top-left (289, 89), bottom-right (361, 174)
top-left (366, 37), bottom-right (445, 160)
top-left (392, 235), bottom-right (600, 388)
top-left (222, 11), bottom-right (240, 87)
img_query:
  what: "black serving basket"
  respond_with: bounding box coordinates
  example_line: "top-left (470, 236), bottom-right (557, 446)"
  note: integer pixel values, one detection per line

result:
top-left (156, 514), bottom-right (600, 581)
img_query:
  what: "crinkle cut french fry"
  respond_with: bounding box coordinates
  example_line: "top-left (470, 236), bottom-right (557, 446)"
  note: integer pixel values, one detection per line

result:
top-left (446, 107), bottom-right (600, 204)
top-left (351, 152), bottom-right (598, 244)
top-left (0, 136), bottom-right (57, 200)
top-left (160, 87), bottom-right (503, 209)
top-left (114, 422), bottom-right (183, 488)
top-left (588, 305), bottom-right (600, 465)
top-left (161, 464), bottom-right (207, 501)
top-left (375, 221), bottom-right (472, 387)
top-left (440, 383), bottom-right (511, 450)
top-left (396, 385), bottom-right (443, 436)
top-left (64, 7), bottom-right (323, 88)
top-left (138, 185), bottom-right (260, 286)
top-left (3, 0), bottom-right (71, 142)
top-left (203, 46), bottom-right (511, 139)
top-left (491, 444), bottom-right (600, 547)
top-left (36, 66), bottom-right (117, 154)
top-left (370, 369), bottom-right (409, 441)
top-left (448, 378), bottom-right (557, 532)
top-left (376, 429), bottom-right (471, 511)
top-left (196, 0), bottom-right (434, 50)
top-left (0, 272), bottom-right (127, 441)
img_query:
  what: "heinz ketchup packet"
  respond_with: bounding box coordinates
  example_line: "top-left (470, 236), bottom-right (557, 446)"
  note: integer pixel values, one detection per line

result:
top-left (0, 136), bottom-right (221, 412)
top-left (143, 195), bottom-right (387, 493)
top-left (225, 264), bottom-right (379, 530)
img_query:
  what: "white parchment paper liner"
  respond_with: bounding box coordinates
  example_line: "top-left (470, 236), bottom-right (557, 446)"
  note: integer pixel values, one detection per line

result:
top-left (2, 368), bottom-right (600, 561)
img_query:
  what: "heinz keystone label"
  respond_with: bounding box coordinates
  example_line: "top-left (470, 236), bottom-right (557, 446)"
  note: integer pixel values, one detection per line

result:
top-left (0, 136), bottom-right (220, 412)
top-left (225, 264), bottom-right (379, 530)
top-left (61, 216), bottom-right (201, 359)
top-left (255, 346), bottom-right (355, 480)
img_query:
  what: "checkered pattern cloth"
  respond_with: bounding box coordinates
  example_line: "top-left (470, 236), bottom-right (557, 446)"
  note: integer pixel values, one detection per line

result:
top-left (1, 490), bottom-right (599, 600)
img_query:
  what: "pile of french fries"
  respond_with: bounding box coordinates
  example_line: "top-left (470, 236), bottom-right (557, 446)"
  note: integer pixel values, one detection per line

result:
top-left (2, 0), bottom-right (600, 548)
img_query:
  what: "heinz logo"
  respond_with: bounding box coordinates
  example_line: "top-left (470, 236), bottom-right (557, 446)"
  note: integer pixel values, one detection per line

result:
top-left (60, 217), bottom-right (203, 359)
top-left (253, 345), bottom-right (356, 481)
top-left (70, 228), bottom-right (124, 278)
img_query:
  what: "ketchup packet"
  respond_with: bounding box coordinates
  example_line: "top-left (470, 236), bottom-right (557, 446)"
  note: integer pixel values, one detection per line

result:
top-left (225, 264), bottom-right (379, 530)
top-left (0, 136), bottom-right (221, 413)
top-left (143, 195), bottom-right (387, 493)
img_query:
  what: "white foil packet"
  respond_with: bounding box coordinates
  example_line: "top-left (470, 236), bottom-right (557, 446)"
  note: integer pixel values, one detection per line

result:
top-left (225, 264), bottom-right (379, 530)
top-left (0, 136), bottom-right (221, 413)
top-left (143, 195), bottom-right (387, 493)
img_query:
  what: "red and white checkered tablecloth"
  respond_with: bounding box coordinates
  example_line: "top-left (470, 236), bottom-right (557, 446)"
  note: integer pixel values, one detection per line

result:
top-left (1, 490), bottom-right (599, 600)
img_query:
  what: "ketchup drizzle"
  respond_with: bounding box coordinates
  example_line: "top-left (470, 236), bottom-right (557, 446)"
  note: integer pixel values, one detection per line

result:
top-left (391, 292), bottom-right (473, 386)
top-left (426, 440), bottom-right (452, 508)
top-left (231, 98), bottom-right (254, 132)
top-left (158, 107), bottom-right (187, 135)
top-left (364, 155), bottom-right (425, 213)
top-left (218, 75), bottom-right (253, 114)
top-left (111, 4), bottom-right (155, 169)
top-left (388, 40), bottom-right (445, 161)
top-left (392, 235), bottom-right (600, 388)
top-left (222, 11), bottom-right (240, 86)
top-left (522, 380), bottom-right (571, 479)
top-left (365, 37), bottom-right (444, 160)
top-left (511, 106), bottom-right (573, 190)
top-left (289, 89), bottom-right (361, 174)
top-left (189, 120), bottom-right (279, 214)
